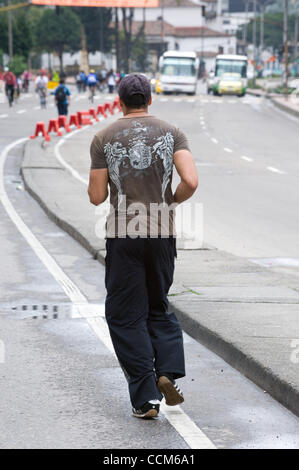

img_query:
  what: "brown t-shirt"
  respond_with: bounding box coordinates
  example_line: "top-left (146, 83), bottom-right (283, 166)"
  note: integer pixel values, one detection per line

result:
top-left (90, 115), bottom-right (190, 237)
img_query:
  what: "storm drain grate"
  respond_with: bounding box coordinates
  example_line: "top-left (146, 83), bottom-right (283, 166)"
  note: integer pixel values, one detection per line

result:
top-left (0, 302), bottom-right (106, 320)
top-left (1, 303), bottom-right (73, 320)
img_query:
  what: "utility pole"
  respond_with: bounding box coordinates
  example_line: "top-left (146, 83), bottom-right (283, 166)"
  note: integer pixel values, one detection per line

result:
top-left (243, 0), bottom-right (249, 46)
top-left (283, 0), bottom-right (288, 97)
top-left (100, 8), bottom-right (104, 64)
top-left (253, 0), bottom-right (257, 85)
top-left (260, 3), bottom-right (265, 54)
top-left (8, 0), bottom-right (13, 61)
top-left (161, 0), bottom-right (164, 55)
top-left (295, 13), bottom-right (298, 64)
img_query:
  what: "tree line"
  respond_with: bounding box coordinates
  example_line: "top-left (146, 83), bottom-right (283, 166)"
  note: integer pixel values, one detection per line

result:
top-left (0, 4), bottom-right (148, 74)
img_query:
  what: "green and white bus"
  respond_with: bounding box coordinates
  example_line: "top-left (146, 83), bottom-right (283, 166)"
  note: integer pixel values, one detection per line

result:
top-left (210, 54), bottom-right (248, 96)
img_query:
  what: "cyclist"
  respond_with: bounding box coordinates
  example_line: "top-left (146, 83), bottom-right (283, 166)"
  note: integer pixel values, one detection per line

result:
top-left (86, 69), bottom-right (98, 102)
top-left (3, 67), bottom-right (16, 107)
top-left (35, 71), bottom-right (48, 108)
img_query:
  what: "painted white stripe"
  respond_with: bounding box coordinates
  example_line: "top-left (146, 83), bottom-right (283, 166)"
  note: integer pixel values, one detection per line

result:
top-left (55, 138), bottom-right (89, 186)
top-left (17, 109), bottom-right (26, 114)
top-left (0, 137), bottom-right (217, 450)
top-left (211, 138), bottom-right (218, 144)
top-left (0, 114), bottom-right (8, 118)
top-left (224, 147), bottom-right (232, 153)
top-left (241, 156), bottom-right (253, 162)
top-left (161, 98), bottom-right (169, 102)
top-left (267, 166), bottom-right (286, 175)
top-left (160, 403), bottom-right (216, 449)
top-left (0, 139), bottom-right (86, 304)
top-left (187, 99), bottom-right (195, 103)
top-left (173, 98), bottom-right (182, 102)
top-left (34, 106), bottom-right (41, 110)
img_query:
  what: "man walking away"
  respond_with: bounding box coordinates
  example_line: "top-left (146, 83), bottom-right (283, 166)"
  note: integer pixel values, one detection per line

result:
top-left (88, 74), bottom-right (198, 419)
top-left (54, 78), bottom-right (70, 116)
top-left (3, 67), bottom-right (16, 107)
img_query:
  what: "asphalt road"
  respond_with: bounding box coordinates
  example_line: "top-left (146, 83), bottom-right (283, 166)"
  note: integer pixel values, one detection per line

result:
top-left (151, 84), bottom-right (299, 262)
top-left (1, 85), bottom-right (299, 449)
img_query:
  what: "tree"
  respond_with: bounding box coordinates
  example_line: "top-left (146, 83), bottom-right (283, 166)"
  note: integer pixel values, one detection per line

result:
top-left (35, 7), bottom-right (81, 73)
top-left (237, 12), bottom-right (297, 50)
top-left (71, 7), bottom-right (112, 55)
top-left (0, 8), bottom-right (33, 61)
top-left (118, 7), bottom-right (146, 73)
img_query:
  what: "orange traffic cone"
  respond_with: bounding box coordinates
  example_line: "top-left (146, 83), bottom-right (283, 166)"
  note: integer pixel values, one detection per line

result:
top-left (104, 102), bottom-right (114, 115)
top-left (30, 122), bottom-right (50, 141)
top-left (48, 118), bottom-right (62, 137)
top-left (96, 105), bottom-right (108, 118)
top-left (69, 114), bottom-right (81, 129)
top-left (89, 108), bottom-right (99, 122)
top-left (58, 115), bottom-right (71, 133)
top-left (77, 111), bottom-right (92, 126)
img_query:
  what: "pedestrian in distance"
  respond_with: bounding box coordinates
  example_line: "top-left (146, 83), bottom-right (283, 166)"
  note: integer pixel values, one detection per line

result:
top-left (3, 66), bottom-right (16, 107)
top-left (107, 69), bottom-right (116, 93)
top-left (35, 70), bottom-right (48, 109)
top-left (88, 73), bottom-right (198, 419)
top-left (54, 78), bottom-right (70, 116)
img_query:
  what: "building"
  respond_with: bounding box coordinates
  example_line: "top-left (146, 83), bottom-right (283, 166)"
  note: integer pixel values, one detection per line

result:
top-left (116, 18), bottom-right (236, 72)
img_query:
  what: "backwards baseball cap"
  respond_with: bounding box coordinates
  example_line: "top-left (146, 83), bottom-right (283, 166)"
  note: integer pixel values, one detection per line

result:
top-left (118, 73), bottom-right (151, 105)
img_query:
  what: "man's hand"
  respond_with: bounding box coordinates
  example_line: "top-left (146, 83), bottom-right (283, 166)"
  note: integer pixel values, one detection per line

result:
top-left (173, 149), bottom-right (198, 204)
top-left (88, 169), bottom-right (109, 206)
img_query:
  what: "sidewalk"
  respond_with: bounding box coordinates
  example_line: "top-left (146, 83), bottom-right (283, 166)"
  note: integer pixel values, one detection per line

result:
top-left (247, 88), bottom-right (299, 119)
top-left (21, 130), bottom-right (299, 418)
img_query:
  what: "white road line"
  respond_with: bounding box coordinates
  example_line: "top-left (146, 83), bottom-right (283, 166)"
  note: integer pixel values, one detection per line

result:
top-left (173, 98), bottom-right (182, 102)
top-left (17, 109), bottom-right (27, 114)
top-left (55, 137), bottom-right (89, 185)
top-left (161, 98), bottom-right (169, 102)
top-left (241, 156), bottom-right (253, 162)
top-left (224, 147), bottom-right (233, 153)
top-left (0, 114), bottom-right (8, 118)
top-left (0, 137), bottom-right (216, 450)
top-left (187, 99), bottom-right (195, 103)
top-left (34, 106), bottom-right (41, 110)
top-left (211, 138), bottom-right (218, 144)
top-left (267, 166), bottom-right (287, 175)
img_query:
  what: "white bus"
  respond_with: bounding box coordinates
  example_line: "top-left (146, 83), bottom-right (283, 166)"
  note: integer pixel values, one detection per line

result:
top-left (209, 54), bottom-right (248, 95)
top-left (159, 51), bottom-right (199, 95)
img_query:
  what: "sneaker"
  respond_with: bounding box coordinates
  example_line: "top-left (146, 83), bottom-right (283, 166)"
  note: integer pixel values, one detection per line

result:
top-left (132, 400), bottom-right (160, 419)
top-left (157, 375), bottom-right (184, 406)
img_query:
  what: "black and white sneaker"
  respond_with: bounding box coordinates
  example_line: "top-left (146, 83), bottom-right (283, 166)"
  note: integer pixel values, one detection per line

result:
top-left (158, 375), bottom-right (184, 406)
top-left (132, 400), bottom-right (160, 419)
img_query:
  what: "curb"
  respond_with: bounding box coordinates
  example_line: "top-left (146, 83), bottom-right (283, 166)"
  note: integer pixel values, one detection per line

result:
top-left (270, 97), bottom-right (299, 119)
top-left (247, 88), bottom-right (299, 119)
top-left (20, 138), bottom-right (299, 420)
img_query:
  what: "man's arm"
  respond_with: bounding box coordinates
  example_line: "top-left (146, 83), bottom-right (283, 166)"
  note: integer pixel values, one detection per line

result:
top-left (173, 149), bottom-right (198, 204)
top-left (88, 168), bottom-right (109, 206)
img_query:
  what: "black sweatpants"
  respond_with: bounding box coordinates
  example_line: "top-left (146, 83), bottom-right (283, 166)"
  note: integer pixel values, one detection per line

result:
top-left (105, 237), bottom-right (185, 409)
